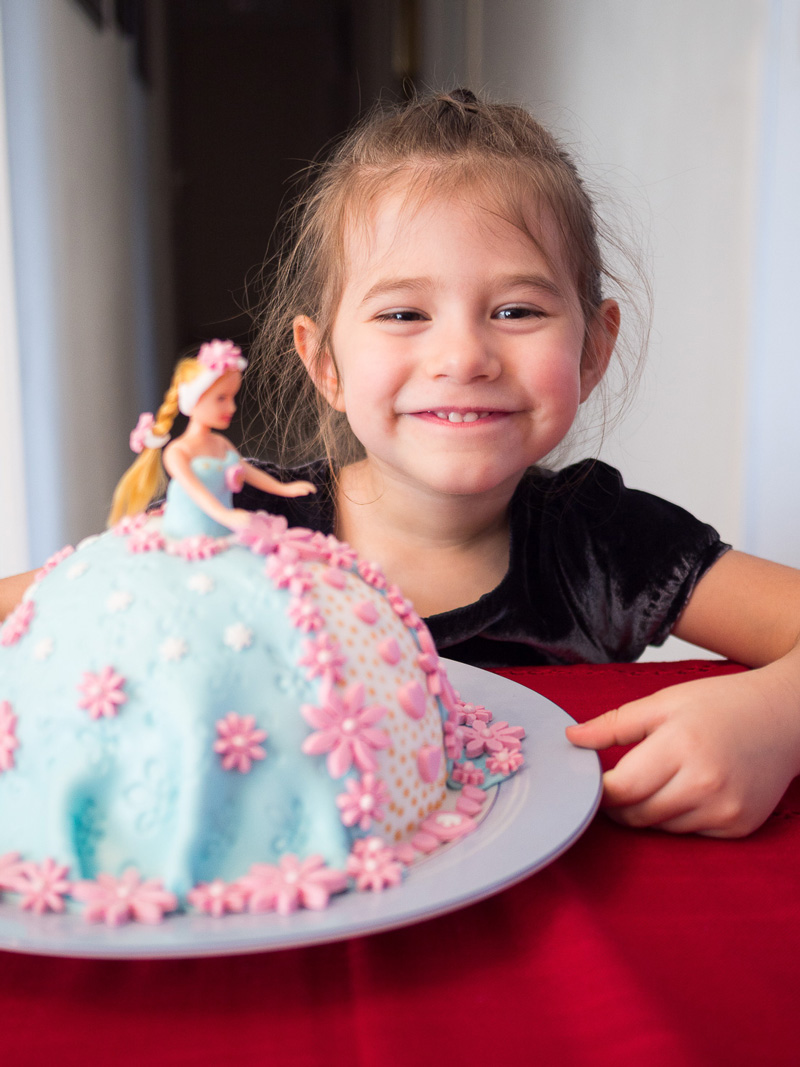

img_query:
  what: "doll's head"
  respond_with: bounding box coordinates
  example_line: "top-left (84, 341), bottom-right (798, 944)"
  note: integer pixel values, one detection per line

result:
top-left (250, 89), bottom-right (636, 468)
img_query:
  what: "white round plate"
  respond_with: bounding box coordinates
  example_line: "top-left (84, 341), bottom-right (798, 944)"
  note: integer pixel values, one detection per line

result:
top-left (0, 661), bottom-right (601, 958)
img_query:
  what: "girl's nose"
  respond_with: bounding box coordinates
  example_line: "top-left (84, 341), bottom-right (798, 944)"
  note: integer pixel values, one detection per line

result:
top-left (424, 320), bottom-right (501, 383)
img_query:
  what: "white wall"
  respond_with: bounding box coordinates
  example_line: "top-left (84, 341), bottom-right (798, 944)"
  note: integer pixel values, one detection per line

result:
top-left (0, 0), bottom-right (171, 570)
top-left (421, 0), bottom-right (800, 658)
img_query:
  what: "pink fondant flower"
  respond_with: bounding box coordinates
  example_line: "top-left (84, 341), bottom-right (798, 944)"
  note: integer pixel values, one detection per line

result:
top-left (225, 463), bottom-right (245, 493)
top-left (385, 584), bottom-right (416, 620)
top-left (416, 627), bottom-right (441, 685)
top-left (301, 682), bottom-right (390, 779)
top-left (77, 666), bottom-right (127, 720)
top-left (298, 633), bottom-right (346, 684)
top-left (357, 560), bottom-right (387, 590)
top-left (213, 712), bottom-right (267, 773)
top-left (236, 511), bottom-right (288, 555)
top-left (0, 700), bottom-right (19, 772)
top-left (240, 855), bottom-right (348, 915)
top-left (455, 701), bottom-right (493, 727)
top-left (0, 599), bottom-right (35, 647)
top-left (265, 556), bottom-right (314, 596)
top-left (187, 878), bottom-right (248, 917)
top-left (317, 535), bottom-right (357, 570)
top-left (444, 721), bottom-right (466, 760)
top-left (14, 858), bottom-right (71, 914)
top-left (197, 338), bottom-right (243, 374)
top-left (0, 851), bottom-right (25, 891)
top-left (336, 772), bottom-right (390, 831)
top-left (451, 760), bottom-right (486, 787)
top-left (462, 720), bottom-right (525, 759)
top-left (171, 534), bottom-right (224, 561)
top-left (129, 411), bottom-right (157, 453)
top-left (72, 868), bottom-right (178, 925)
top-left (486, 747), bottom-right (525, 776)
top-left (346, 838), bottom-right (404, 892)
top-left (287, 596), bottom-right (324, 633)
top-left (34, 544), bottom-right (75, 581)
top-left (113, 512), bottom-right (149, 537)
top-left (127, 526), bottom-right (166, 554)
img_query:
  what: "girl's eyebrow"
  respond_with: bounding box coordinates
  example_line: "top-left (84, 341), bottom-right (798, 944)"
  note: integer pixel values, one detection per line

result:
top-left (358, 272), bottom-right (565, 306)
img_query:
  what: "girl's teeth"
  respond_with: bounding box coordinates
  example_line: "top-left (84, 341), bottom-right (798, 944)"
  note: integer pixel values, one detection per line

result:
top-left (434, 411), bottom-right (489, 422)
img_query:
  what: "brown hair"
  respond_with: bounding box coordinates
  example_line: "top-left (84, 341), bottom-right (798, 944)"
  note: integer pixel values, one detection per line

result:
top-left (247, 88), bottom-right (646, 468)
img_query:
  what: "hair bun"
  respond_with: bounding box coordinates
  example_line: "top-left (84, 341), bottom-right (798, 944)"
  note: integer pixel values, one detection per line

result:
top-left (449, 87), bottom-right (479, 107)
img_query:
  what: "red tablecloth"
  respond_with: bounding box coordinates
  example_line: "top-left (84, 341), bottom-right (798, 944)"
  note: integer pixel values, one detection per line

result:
top-left (3, 660), bottom-right (799, 1066)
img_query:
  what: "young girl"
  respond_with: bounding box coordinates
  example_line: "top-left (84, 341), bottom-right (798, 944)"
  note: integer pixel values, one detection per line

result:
top-left (5, 90), bottom-right (800, 839)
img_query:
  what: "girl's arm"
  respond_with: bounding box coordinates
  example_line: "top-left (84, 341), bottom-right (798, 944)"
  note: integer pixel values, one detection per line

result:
top-left (567, 550), bottom-right (800, 837)
top-left (239, 461), bottom-right (317, 499)
top-left (163, 446), bottom-right (253, 532)
top-left (0, 570), bottom-right (38, 622)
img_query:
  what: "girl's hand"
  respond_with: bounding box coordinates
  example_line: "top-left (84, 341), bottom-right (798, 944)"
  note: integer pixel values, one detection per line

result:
top-left (567, 668), bottom-right (800, 837)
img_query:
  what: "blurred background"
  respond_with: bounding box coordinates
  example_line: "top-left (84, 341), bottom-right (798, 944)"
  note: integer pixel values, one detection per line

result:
top-left (1, 0), bottom-right (798, 660)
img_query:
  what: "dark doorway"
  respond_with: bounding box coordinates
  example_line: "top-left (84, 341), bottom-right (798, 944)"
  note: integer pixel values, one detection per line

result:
top-left (164, 0), bottom-right (412, 451)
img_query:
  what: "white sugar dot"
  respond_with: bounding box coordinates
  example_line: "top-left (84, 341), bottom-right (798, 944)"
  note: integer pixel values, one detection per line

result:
top-left (67, 562), bottom-right (88, 580)
top-left (188, 574), bottom-right (215, 595)
top-left (33, 638), bottom-right (54, 662)
top-left (160, 637), bottom-right (188, 662)
top-left (106, 590), bottom-right (133, 613)
top-left (224, 623), bottom-right (253, 652)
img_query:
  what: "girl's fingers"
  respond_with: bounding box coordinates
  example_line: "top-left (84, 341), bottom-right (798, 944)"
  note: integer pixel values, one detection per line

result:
top-left (600, 733), bottom-right (681, 809)
top-left (566, 698), bottom-right (664, 751)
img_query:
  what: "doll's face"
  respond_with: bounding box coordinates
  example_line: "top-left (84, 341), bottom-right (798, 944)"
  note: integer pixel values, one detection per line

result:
top-left (191, 370), bottom-right (242, 431)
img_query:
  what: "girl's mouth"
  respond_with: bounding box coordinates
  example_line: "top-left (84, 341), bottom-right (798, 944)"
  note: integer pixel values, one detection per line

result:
top-left (409, 408), bottom-right (510, 424)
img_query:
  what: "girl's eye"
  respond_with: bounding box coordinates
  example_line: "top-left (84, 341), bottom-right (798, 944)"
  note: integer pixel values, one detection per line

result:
top-left (495, 305), bottom-right (543, 320)
top-left (375, 309), bottom-right (426, 322)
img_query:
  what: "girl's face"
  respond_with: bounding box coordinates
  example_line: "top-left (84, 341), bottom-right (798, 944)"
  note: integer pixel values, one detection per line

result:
top-left (298, 189), bottom-right (618, 500)
top-left (191, 370), bottom-right (241, 431)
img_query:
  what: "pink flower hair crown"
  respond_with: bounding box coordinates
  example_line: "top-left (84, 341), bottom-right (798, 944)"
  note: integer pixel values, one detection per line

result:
top-left (177, 340), bottom-right (248, 417)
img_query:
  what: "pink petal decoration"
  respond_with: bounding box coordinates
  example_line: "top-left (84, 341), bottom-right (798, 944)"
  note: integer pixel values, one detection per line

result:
top-left (225, 463), bottom-right (245, 493)
top-left (397, 680), bottom-right (427, 720)
top-left (72, 869), bottom-right (178, 925)
top-left (322, 567), bottom-right (347, 589)
top-left (451, 760), bottom-right (485, 787)
top-left (486, 747), bottom-right (525, 776)
top-left (34, 544), bottom-right (75, 581)
top-left (0, 851), bottom-right (25, 891)
top-left (353, 600), bottom-right (379, 625)
top-left (287, 597), bottom-right (323, 633)
top-left (0, 700), bottom-right (19, 772)
top-left (298, 634), bottom-right (346, 683)
top-left (239, 855), bottom-right (348, 915)
top-left (188, 879), bottom-right (248, 917)
top-left (0, 599), bottom-right (35, 647)
top-left (420, 811), bottom-right (478, 842)
top-left (213, 712), bottom-right (268, 773)
top-left (335, 772), bottom-right (390, 831)
top-left (456, 795), bottom-right (484, 817)
top-left (357, 560), bottom-right (387, 590)
top-left (14, 858), bottom-right (72, 914)
top-left (462, 720), bottom-right (525, 759)
top-left (301, 682), bottom-right (390, 779)
top-left (76, 666), bottom-right (127, 720)
top-left (236, 511), bottom-right (288, 555)
top-left (346, 838), bottom-right (404, 892)
top-left (416, 744), bottom-right (442, 783)
top-left (378, 638), bottom-right (401, 665)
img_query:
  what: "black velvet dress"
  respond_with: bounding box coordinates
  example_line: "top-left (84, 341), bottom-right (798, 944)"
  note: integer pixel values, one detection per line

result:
top-left (236, 459), bottom-right (729, 669)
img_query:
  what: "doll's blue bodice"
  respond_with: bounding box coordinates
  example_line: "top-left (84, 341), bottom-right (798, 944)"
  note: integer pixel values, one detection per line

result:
top-left (162, 450), bottom-right (241, 539)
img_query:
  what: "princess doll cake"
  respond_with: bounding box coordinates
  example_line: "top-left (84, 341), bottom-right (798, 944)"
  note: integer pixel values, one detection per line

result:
top-left (0, 341), bottom-right (524, 923)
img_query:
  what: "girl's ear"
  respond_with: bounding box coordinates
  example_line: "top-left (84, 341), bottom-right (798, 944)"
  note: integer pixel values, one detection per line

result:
top-left (293, 315), bottom-right (345, 412)
top-left (580, 299), bottom-right (620, 402)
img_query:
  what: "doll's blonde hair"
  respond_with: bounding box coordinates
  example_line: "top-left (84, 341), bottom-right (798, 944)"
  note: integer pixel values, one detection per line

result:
top-left (107, 358), bottom-right (205, 526)
top-left (247, 88), bottom-right (645, 468)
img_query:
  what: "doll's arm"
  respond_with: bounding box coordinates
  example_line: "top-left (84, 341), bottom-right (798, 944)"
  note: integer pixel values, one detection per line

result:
top-left (0, 570), bottom-right (38, 622)
top-left (239, 461), bottom-right (317, 499)
top-left (567, 550), bottom-right (800, 837)
top-left (163, 446), bottom-right (252, 532)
